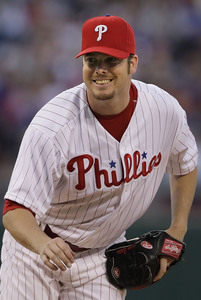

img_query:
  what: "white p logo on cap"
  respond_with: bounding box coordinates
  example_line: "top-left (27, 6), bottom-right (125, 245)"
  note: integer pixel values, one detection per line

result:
top-left (95, 25), bottom-right (108, 41)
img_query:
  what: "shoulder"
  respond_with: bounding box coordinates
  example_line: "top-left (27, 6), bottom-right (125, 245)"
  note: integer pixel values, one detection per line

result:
top-left (133, 79), bottom-right (172, 98)
top-left (29, 83), bottom-right (88, 137)
top-left (132, 79), bottom-right (184, 112)
top-left (132, 79), bottom-right (187, 135)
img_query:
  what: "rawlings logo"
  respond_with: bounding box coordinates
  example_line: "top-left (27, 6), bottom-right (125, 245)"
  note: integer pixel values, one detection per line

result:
top-left (112, 267), bottom-right (120, 278)
top-left (67, 151), bottom-right (162, 190)
top-left (161, 238), bottom-right (183, 259)
top-left (141, 241), bottom-right (153, 250)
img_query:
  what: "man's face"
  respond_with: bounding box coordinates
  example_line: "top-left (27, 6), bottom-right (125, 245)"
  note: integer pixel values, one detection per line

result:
top-left (82, 52), bottom-right (137, 104)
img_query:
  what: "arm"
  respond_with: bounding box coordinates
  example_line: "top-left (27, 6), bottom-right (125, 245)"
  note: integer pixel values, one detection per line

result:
top-left (154, 167), bottom-right (197, 281)
top-left (2, 208), bottom-right (75, 271)
top-left (167, 167), bottom-right (198, 239)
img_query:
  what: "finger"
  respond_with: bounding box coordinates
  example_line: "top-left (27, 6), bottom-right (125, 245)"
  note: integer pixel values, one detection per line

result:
top-left (44, 239), bottom-right (75, 270)
top-left (52, 239), bottom-right (75, 268)
top-left (153, 257), bottom-right (168, 282)
top-left (40, 253), bottom-right (58, 271)
top-left (49, 255), bottom-right (68, 271)
top-left (55, 238), bottom-right (75, 264)
top-left (41, 248), bottom-right (70, 271)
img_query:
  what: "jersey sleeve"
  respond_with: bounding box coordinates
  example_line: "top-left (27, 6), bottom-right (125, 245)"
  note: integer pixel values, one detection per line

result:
top-left (4, 126), bottom-right (64, 216)
top-left (166, 110), bottom-right (198, 175)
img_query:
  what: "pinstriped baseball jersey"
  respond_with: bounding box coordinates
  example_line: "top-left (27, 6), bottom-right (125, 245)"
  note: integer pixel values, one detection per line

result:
top-left (4, 79), bottom-right (198, 248)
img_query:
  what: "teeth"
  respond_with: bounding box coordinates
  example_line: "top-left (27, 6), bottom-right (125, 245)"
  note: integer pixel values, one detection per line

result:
top-left (95, 80), bottom-right (111, 84)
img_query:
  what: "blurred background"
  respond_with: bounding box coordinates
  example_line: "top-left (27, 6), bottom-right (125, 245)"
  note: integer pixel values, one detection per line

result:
top-left (0, 0), bottom-right (200, 299)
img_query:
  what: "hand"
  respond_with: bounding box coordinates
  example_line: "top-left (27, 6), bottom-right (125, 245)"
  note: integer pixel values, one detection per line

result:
top-left (153, 228), bottom-right (184, 283)
top-left (39, 237), bottom-right (75, 271)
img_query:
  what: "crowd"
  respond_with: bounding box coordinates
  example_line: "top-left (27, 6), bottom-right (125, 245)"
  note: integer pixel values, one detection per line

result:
top-left (0, 0), bottom-right (200, 201)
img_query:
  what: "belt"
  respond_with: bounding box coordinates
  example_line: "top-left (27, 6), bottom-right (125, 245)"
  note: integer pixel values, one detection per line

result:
top-left (44, 225), bottom-right (89, 253)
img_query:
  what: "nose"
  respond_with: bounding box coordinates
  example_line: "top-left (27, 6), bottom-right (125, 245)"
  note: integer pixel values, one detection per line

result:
top-left (95, 61), bottom-right (108, 74)
top-left (95, 59), bottom-right (108, 74)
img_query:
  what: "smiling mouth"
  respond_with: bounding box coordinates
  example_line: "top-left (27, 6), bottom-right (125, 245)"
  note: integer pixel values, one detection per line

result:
top-left (93, 79), bottom-right (112, 85)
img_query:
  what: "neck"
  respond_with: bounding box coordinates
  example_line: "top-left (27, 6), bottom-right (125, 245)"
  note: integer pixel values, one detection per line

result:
top-left (87, 87), bottom-right (131, 116)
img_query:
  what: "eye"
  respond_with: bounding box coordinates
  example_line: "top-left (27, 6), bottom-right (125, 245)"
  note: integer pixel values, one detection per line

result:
top-left (105, 57), bottom-right (122, 66)
top-left (85, 56), bottom-right (98, 67)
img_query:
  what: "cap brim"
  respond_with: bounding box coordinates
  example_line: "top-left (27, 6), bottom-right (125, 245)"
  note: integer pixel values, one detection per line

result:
top-left (75, 46), bottom-right (130, 59)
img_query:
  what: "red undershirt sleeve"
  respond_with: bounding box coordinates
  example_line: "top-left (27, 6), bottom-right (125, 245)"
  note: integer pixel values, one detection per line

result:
top-left (3, 199), bottom-right (35, 217)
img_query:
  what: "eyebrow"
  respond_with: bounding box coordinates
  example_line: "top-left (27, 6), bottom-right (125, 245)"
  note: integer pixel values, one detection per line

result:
top-left (85, 53), bottom-right (98, 57)
top-left (84, 53), bottom-right (113, 58)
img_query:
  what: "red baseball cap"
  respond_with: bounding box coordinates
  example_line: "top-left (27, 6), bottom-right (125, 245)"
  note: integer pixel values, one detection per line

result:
top-left (75, 15), bottom-right (135, 59)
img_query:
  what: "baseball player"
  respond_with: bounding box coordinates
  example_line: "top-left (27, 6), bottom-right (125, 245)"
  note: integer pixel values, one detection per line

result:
top-left (0, 15), bottom-right (198, 300)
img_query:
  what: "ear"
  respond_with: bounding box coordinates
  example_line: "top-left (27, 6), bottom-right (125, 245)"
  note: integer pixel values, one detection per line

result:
top-left (129, 55), bottom-right (138, 75)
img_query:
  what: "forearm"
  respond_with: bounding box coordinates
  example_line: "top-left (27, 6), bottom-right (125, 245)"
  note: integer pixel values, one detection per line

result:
top-left (154, 168), bottom-right (197, 282)
top-left (3, 208), bottom-right (75, 271)
top-left (2, 208), bottom-right (51, 254)
top-left (168, 167), bottom-right (197, 240)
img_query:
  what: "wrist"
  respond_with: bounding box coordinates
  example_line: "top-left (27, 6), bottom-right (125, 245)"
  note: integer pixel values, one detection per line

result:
top-left (165, 224), bottom-right (187, 242)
